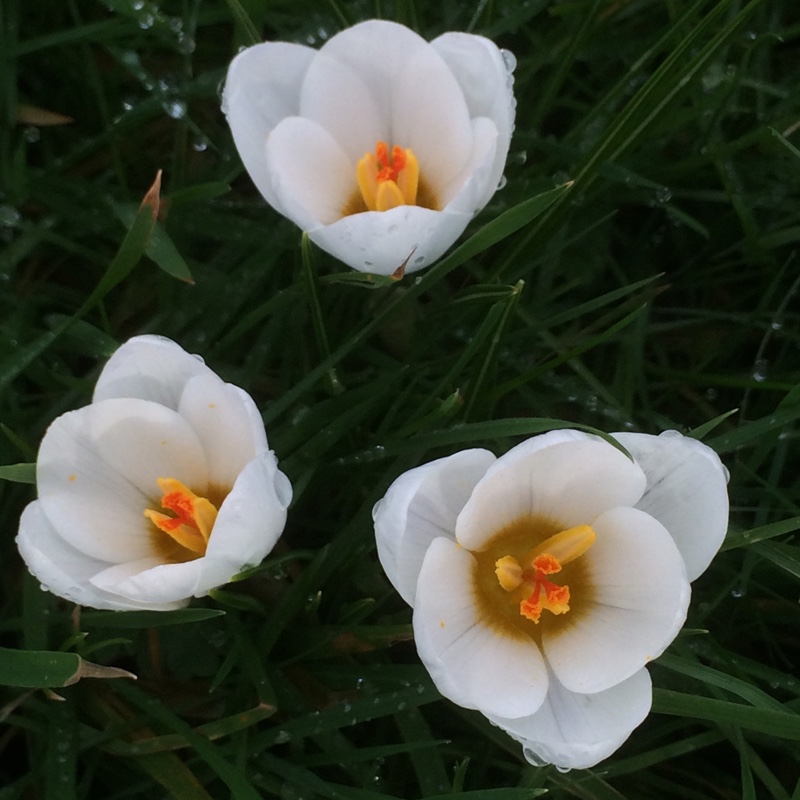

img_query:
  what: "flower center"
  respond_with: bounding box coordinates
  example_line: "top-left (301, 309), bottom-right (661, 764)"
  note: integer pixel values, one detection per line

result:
top-left (494, 525), bottom-right (596, 624)
top-left (471, 516), bottom-right (597, 642)
top-left (144, 478), bottom-right (219, 561)
top-left (343, 140), bottom-right (438, 216)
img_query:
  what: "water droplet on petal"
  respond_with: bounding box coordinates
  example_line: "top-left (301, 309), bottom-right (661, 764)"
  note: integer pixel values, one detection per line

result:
top-left (500, 49), bottom-right (517, 73)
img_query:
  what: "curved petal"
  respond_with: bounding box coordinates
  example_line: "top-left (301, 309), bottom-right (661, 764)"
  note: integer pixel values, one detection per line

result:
top-left (206, 451), bottom-right (291, 567)
top-left (309, 204), bottom-right (471, 275)
top-left (414, 537), bottom-right (549, 719)
top-left (89, 556), bottom-right (229, 605)
top-left (37, 399), bottom-right (209, 563)
top-left (93, 335), bottom-right (211, 410)
top-left (456, 438), bottom-right (646, 551)
top-left (389, 40), bottom-right (474, 194)
top-left (306, 20), bottom-right (471, 172)
top-left (373, 449), bottom-right (495, 606)
top-left (16, 502), bottom-right (179, 611)
top-left (223, 41), bottom-right (316, 209)
top-left (265, 116), bottom-right (355, 227)
top-left (489, 667), bottom-right (652, 771)
top-left (178, 374), bottom-right (268, 489)
top-left (432, 32), bottom-right (515, 206)
top-left (479, 429), bottom-right (596, 483)
top-left (440, 117), bottom-right (498, 212)
top-left (299, 49), bottom-right (384, 166)
top-left (612, 431), bottom-right (729, 581)
top-left (543, 506), bottom-right (690, 694)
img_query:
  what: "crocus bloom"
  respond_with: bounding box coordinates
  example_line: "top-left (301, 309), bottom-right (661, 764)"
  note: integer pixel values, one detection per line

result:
top-left (17, 335), bottom-right (292, 611)
top-left (373, 429), bottom-right (729, 770)
top-left (223, 20), bottom-right (515, 275)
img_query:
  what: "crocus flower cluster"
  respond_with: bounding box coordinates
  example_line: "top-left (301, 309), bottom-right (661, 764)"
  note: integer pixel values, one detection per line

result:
top-left (373, 429), bottom-right (729, 770)
top-left (17, 336), bottom-right (291, 611)
top-left (13, 18), bottom-right (732, 776)
top-left (223, 20), bottom-right (515, 275)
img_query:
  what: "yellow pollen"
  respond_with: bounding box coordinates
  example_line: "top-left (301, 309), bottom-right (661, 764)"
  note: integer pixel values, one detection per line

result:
top-left (494, 524), bottom-right (596, 625)
top-left (144, 477), bottom-right (219, 559)
top-left (355, 141), bottom-right (422, 212)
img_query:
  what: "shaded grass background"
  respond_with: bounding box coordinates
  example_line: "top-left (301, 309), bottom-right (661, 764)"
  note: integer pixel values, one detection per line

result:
top-left (1, 0), bottom-right (800, 797)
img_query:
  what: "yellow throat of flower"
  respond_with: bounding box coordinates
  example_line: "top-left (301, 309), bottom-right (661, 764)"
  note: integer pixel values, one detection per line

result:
top-left (472, 517), bottom-right (597, 641)
top-left (343, 141), bottom-right (438, 216)
top-left (145, 478), bottom-right (220, 562)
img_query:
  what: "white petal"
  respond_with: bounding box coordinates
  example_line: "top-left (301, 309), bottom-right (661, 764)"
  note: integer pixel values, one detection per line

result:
top-left (373, 449), bottom-right (495, 605)
top-left (414, 537), bottom-right (549, 719)
top-left (223, 41), bottom-right (316, 209)
top-left (543, 506), bottom-right (690, 694)
top-left (479, 429), bottom-right (596, 482)
top-left (265, 116), bottom-right (355, 227)
top-left (612, 431), bottom-right (729, 581)
top-left (16, 502), bottom-right (179, 611)
top-left (206, 451), bottom-right (291, 567)
top-left (90, 556), bottom-right (230, 605)
top-left (456, 438), bottom-right (646, 551)
top-left (489, 667), bottom-right (652, 771)
top-left (299, 49), bottom-right (384, 166)
top-left (93, 335), bottom-right (211, 410)
top-left (432, 32), bottom-right (515, 206)
top-left (388, 40), bottom-right (474, 194)
top-left (440, 117), bottom-right (498, 212)
top-left (301, 20), bottom-right (469, 168)
top-left (309, 204), bottom-right (471, 275)
top-left (177, 374), bottom-right (268, 489)
top-left (37, 399), bottom-right (209, 563)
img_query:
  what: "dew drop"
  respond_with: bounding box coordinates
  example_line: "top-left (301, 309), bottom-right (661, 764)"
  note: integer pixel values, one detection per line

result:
top-left (496, 174), bottom-right (508, 190)
top-left (752, 357), bottom-right (768, 382)
top-left (164, 99), bottom-right (187, 119)
top-left (0, 205), bottom-right (21, 227)
top-left (500, 49), bottom-right (517, 73)
top-left (23, 126), bottom-right (40, 143)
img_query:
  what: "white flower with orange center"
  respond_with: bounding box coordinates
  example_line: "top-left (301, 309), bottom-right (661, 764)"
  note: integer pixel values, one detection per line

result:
top-left (16, 335), bottom-right (292, 611)
top-left (373, 429), bottom-right (729, 770)
top-left (222, 19), bottom-right (515, 275)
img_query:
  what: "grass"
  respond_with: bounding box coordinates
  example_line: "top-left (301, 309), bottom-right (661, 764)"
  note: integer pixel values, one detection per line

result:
top-left (2, 0), bottom-right (800, 797)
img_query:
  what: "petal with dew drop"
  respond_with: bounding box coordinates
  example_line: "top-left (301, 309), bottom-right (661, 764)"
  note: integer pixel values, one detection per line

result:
top-left (89, 556), bottom-right (229, 606)
top-left (456, 438), bottom-right (646, 552)
top-left (414, 537), bottom-right (549, 719)
top-left (612, 431), bottom-right (729, 581)
top-left (223, 41), bottom-right (316, 210)
top-left (93, 335), bottom-right (211, 410)
top-left (373, 449), bottom-right (495, 606)
top-left (265, 116), bottom-right (355, 228)
top-left (36, 399), bottom-right (209, 563)
top-left (433, 32), bottom-right (515, 209)
top-left (309, 204), bottom-right (471, 275)
top-left (16, 502), bottom-right (181, 611)
top-left (543, 506), bottom-right (690, 694)
top-left (178, 374), bottom-right (268, 490)
top-left (206, 451), bottom-right (291, 568)
top-left (489, 667), bottom-right (652, 771)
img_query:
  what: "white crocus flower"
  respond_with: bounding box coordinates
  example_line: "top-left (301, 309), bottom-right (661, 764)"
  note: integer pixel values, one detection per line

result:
top-left (223, 19), bottom-right (515, 276)
top-left (373, 429), bottom-right (729, 770)
top-left (17, 335), bottom-right (292, 612)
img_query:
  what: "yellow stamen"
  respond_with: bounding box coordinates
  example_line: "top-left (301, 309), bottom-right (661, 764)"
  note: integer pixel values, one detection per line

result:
top-left (354, 141), bottom-right (424, 212)
top-left (144, 477), bottom-right (218, 559)
top-left (493, 525), bottom-right (596, 625)
top-left (494, 555), bottom-right (524, 591)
